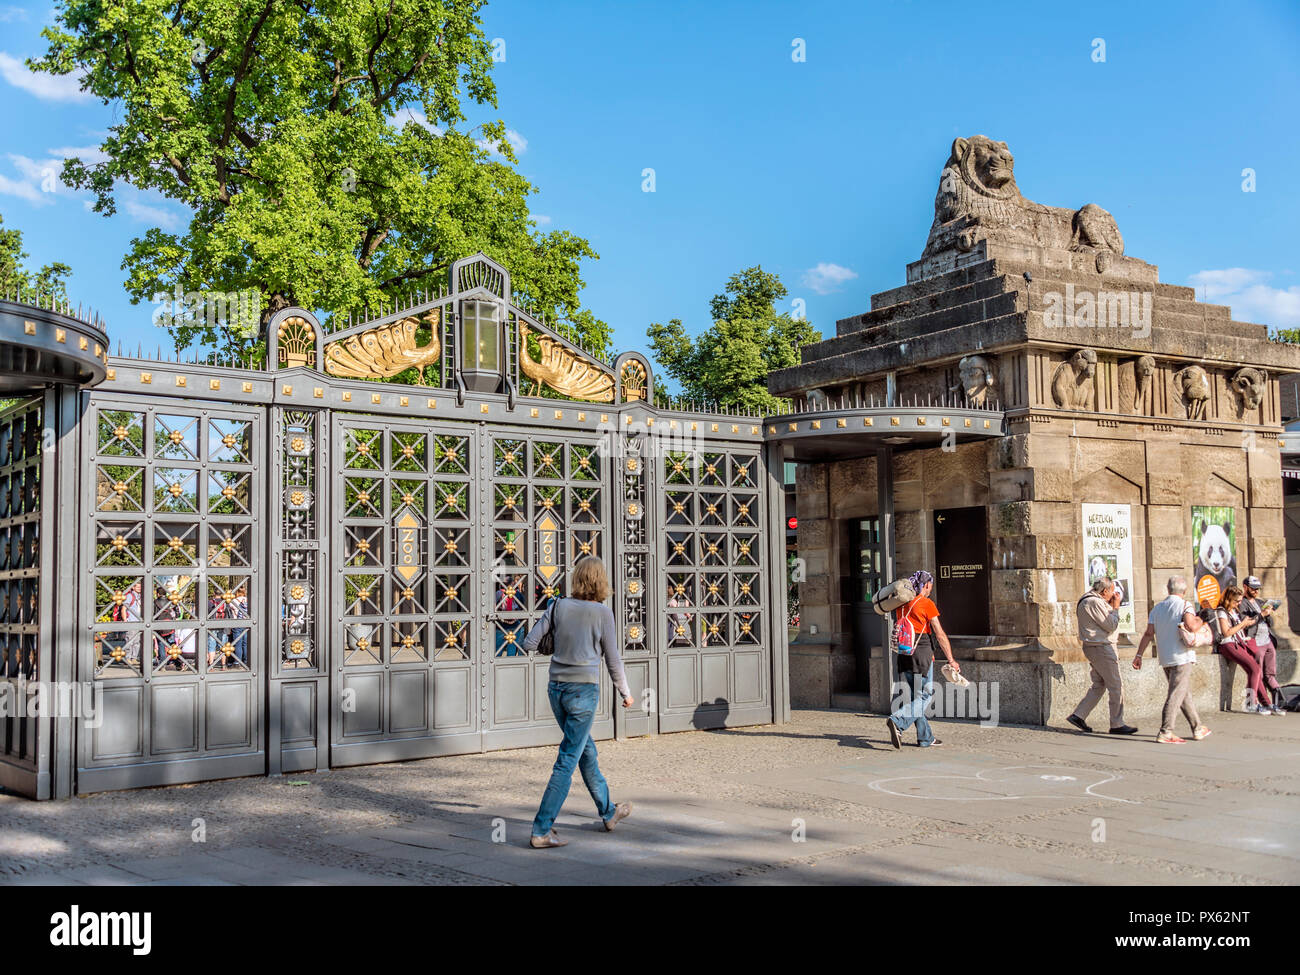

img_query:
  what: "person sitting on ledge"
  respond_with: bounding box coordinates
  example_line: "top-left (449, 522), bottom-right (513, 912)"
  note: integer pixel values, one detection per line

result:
top-left (1209, 585), bottom-right (1275, 716)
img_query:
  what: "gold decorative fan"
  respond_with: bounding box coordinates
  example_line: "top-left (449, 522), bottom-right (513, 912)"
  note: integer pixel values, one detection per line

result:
top-left (324, 310), bottom-right (441, 380)
top-left (519, 322), bottom-right (615, 402)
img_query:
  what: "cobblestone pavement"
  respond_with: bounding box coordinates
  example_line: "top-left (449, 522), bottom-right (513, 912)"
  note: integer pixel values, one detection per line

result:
top-left (2, 709), bottom-right (1297, 885)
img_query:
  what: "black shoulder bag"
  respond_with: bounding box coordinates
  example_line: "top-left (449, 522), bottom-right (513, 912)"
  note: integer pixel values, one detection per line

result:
top-left (537, 597), bottom-right (562, 656)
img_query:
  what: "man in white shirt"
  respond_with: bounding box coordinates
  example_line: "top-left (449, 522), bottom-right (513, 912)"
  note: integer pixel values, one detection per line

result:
top-left (1133, 576), bottom-right (1210, 743)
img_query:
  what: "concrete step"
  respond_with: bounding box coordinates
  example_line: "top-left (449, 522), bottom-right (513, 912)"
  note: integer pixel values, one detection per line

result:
top-left (830, 692), bottom-right (872, 711)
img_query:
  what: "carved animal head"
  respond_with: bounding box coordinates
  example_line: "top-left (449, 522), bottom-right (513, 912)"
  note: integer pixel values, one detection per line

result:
top-left (1135, 355), bottom-right (1156, 380)
top-left (1070, 349), bottom-right (1098, 380)
top-left (1231, 367), bottom-right (1266, 410)
top-left (957, 355), bottom-right (995, 400)
top-left (1174, 365), bottom-right (1211, 400)
top-left (946, 136), bottom-right (1019, 200)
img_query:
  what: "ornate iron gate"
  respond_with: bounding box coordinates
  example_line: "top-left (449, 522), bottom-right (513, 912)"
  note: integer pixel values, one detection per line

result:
top-left (658, 442), bottom-right (771, 730)
top-left (331, 416), bottom-right (481, 764)
top-left (17, 253), bottom-right (788, 798)
top-left (78, 394), bottom-right (265, 792)
top-left (482, 425), bottom-right (612, 749)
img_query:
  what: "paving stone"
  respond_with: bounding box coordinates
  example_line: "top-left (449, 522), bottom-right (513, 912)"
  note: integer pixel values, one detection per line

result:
top-left (0, 709), bottom-right (1296, 885)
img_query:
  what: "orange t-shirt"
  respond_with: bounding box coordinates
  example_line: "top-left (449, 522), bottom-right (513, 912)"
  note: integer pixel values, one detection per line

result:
top-left (898, 596), bottom-right (939, 637)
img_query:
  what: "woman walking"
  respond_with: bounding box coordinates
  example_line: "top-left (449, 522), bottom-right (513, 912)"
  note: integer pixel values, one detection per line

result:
top-left (524, 556), bottom-right (634, 848)
top-left (1210, 585), bottom-right (1274, 715)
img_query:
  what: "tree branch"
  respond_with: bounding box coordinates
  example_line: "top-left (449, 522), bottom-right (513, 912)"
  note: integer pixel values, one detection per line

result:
top-left (377, 261), bottom-right (446, 290)
top-left (216, 0), bottom-right (275, 203)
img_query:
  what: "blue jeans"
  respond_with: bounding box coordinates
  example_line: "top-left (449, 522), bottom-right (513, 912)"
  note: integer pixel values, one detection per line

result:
top-left (532, 681), bottom-right (615, 836)
top-left (889, 661), bottom-right (936, 746)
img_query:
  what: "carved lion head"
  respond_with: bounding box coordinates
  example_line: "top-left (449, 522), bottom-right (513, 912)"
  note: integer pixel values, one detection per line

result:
top-left (947, 136), bottom-right (1019, 199)
top-left (1232, 367), bottom-right (1266, 410)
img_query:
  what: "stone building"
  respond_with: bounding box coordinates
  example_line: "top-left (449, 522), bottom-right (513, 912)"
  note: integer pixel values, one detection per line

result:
top-left (769, 135), bottom-right (1300, 724)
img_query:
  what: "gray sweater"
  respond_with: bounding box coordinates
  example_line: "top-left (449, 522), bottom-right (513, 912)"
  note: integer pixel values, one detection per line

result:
top-left (522, 598), bottom-right (631, 698)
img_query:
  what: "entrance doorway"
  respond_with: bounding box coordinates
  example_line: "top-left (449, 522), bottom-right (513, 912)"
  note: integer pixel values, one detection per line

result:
top-left (846, 517), bottom-right (886, 693)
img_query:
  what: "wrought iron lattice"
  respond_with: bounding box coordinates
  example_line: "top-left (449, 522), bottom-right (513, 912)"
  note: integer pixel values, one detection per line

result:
top-left (489, 430), bottom-right (606, 659)
top-left (338, 421), bottom-right (474, 668)
top-left (659, 446), bottom-right (767, 721)
top-left (0, 399), bottom-right (42, 766)
top-left (457, 259), bottom-right (505, 299)
top-left (87, 402), bottom-right (260, 682)
top-left (281, 409), bottom-right (318, 668)
top-left (620, 432), bottom-right (649, 654)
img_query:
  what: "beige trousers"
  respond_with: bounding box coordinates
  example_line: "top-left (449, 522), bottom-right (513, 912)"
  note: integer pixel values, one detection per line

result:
top-left (1160, 663), bottom-right (1201, 736)
top-left (1073, 643), bottom-right (1125, 729)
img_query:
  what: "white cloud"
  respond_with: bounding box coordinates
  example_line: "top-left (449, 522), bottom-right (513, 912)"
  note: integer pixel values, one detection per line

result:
top-left (0, 51), bottom-right (90, 101)
top-left (478, 127), bottom-right (527, 159)
top-left (802, 262), bottom-right (859, 296)
top-left (0, 171), bottom-right (45, 204)
top-left (531, 214), bottom-right (552, 226)
top-left (1187, 268), bottom-right (1300, 328)
top-left (48, 145), bottom-right (109, 164)
top-left (387, 107), bottom-right (444, 136)
top-left (0, 7), bottom-right (29, 22)
top-left (0, 147), bottom-right (106, 205)
top-left (124, 198), bottom-right (182, 230)
top-left (0, 153), bottom-right (59, 205)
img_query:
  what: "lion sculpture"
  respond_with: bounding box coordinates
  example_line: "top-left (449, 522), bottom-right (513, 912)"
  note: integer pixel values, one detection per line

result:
top-left (923, 136), bottom-right (1124, 273)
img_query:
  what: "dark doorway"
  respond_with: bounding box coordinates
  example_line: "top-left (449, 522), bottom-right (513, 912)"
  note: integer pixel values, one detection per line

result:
top-left (846, 517), bottom-right (886, 692)
top-left (933, 506), bottom-right (991, 636)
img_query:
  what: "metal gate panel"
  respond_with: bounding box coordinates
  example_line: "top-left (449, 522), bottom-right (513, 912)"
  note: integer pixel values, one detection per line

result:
top-left (77, 394), bottom-right (265, 792)
top-left (482, 424), bottom-right (613, 750)
top-left (0, 400), bottom-right (47, 796)
top-left (657, 442), bottom-right (771, 732)
top-left (615, 425), bottom-right (656, 736)
top-left (331, 415), bottom-right (482, 764)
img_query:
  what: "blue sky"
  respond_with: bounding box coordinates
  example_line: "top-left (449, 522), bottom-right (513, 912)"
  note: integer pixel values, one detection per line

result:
top-left (1, 0), bottom-right (1298, 366)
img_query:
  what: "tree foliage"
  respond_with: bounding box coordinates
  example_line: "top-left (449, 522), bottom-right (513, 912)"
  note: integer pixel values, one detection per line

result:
top-left (0, 212), bottom-right (72, 301)
top-left (34, 0), bottom-right (607, 357)
top-left (647, 267), bottom-right (820, 413)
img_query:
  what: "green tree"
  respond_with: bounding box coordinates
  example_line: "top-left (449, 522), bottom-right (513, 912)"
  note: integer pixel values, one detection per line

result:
top-left (1, 212), bottom-right (72, 301)
top-left (648, 267), bottom-right (820, 413)
top-left (33, 0), bottom-right (607, 359)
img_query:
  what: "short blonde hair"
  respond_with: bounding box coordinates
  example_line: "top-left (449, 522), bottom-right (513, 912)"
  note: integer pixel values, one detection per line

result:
top-left (570, 556), bottom-right (610, 602)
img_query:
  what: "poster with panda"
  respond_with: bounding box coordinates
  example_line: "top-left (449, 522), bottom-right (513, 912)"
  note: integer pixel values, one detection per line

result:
top-left (1082, 503), bottom-right (1134, 633)
top-left (1192, 506), bottom-right (1237, 607)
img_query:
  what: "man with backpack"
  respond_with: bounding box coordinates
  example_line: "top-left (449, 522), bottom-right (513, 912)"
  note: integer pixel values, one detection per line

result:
top-left (1066, 577), bottom-right (1138, 735)
top-left (885, 570), bottom-right (960, 749)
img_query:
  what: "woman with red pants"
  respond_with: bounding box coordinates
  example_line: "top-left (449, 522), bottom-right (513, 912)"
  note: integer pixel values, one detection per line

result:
top-left (1211, 586), bottom-right (1273, 715)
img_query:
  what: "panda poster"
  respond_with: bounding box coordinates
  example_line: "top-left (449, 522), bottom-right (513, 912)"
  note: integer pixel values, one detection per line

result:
top-left (1082, 503), bottom-right (1135, 633)
top-left (1192, 505), bottom-right (1237, 606)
